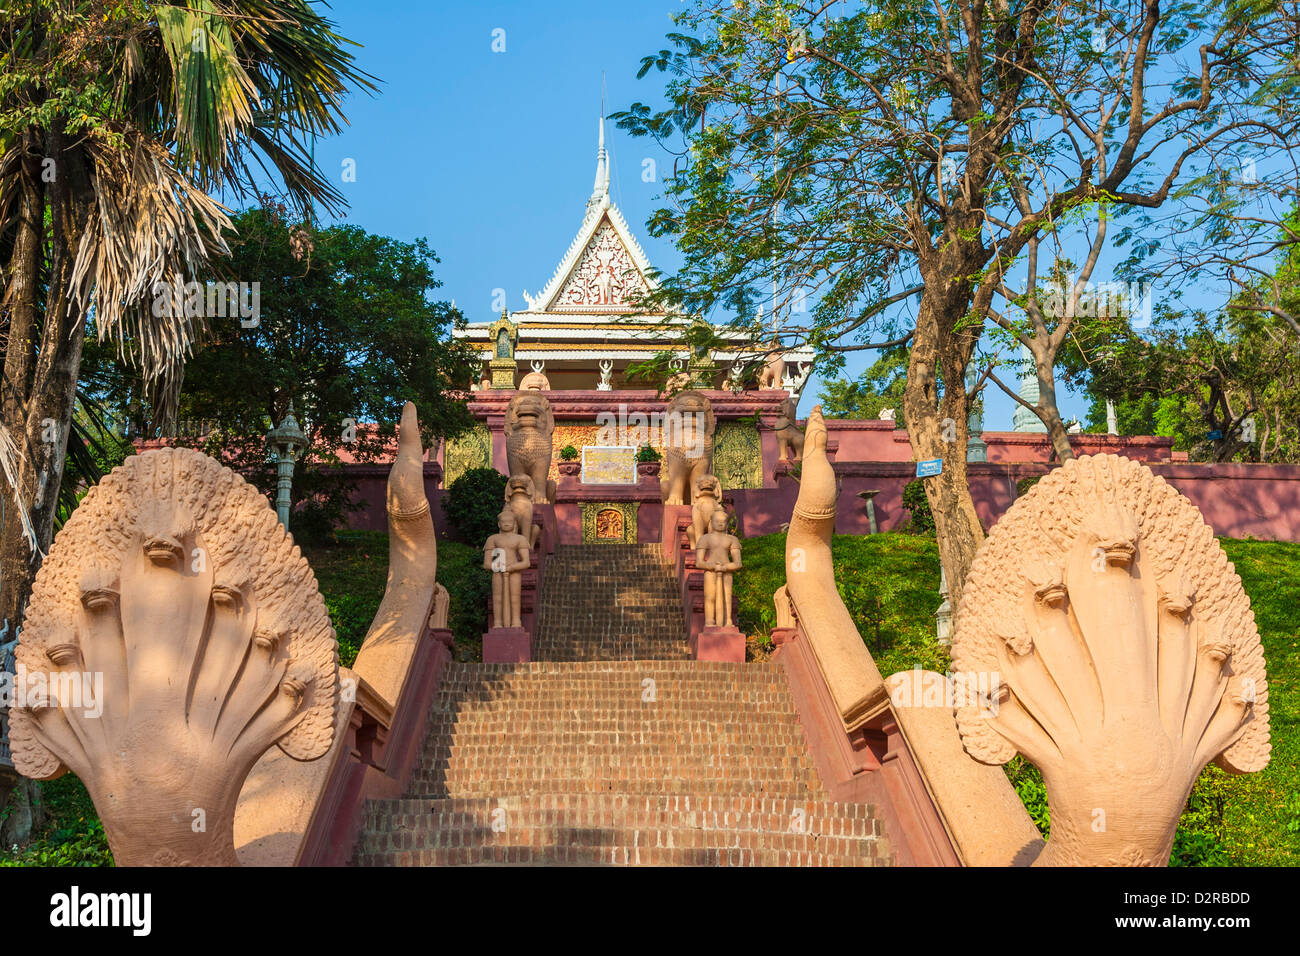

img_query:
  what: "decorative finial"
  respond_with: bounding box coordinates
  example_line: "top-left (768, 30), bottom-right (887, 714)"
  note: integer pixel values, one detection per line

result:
top-left (587, 114), bottom-right (609, 216)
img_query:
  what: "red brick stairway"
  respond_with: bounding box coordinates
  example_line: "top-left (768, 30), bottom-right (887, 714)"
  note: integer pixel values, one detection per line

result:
top-left (354, 544), bottom-right (889, 866)
top-left (533, 543), bottom-right (691, 660)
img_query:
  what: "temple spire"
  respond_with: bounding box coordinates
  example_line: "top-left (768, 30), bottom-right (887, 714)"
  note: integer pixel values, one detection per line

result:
top-left (587, 114), bottom-right (610, 216)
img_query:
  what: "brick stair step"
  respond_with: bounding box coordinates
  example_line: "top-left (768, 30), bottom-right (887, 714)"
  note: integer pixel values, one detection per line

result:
top-left (355, 840), bottom-right (884, 867)
top-left (358, 826), bottom-right (880, 856)
top-left (353, 542), bottom-right (891, 866)
top-left (359, 826), bottom-right (881, 855)
top-left (408, 778), bottom-right (822, 798)
top-left (367, 794), bottom-right (879, 830)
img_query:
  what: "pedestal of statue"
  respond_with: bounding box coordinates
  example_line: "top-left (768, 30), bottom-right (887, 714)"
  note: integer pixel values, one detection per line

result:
top-left (483, 626), bottom-right (531, 663)
top-left (661, 504), bottom-right (692, 565)
top-left (692, 625), bottom-right (745, 663)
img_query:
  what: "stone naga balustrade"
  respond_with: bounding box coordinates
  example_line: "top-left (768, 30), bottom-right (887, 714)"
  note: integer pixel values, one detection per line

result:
top-left (351, 402), bottom-right (440, 703)
top-left (779, 408), bottom-right (1272, 866)
top-left (7, 400), bottom-right (452, 867)
top-left (778, 407), bottom-right (1040, 866)
top-left (237, 401), bottom-right (453, 865)
top-left (951, 455), bottom-right (1271, 866)
top-left (8, 446), bottom-right (340, 866)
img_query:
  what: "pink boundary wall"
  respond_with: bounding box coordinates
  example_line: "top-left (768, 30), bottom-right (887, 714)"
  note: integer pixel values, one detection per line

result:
top-left (336, 454), bottom-right (1300, 544)
top-left (302, 402), bottom-right (1298, 543)
top-left (725, 459), bottom-right (1300, 541)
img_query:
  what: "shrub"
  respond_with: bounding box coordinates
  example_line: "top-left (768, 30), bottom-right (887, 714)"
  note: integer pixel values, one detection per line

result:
top-left (324, 591), bottom-right (377, 667)
top-left (1016, 475), bottom-right (1042, 497)
top-left (443, 467), bottom-right (508, 544)
top-left (303, 530), bottom-right (389, 667)
top-left (901, 479), bottom-right (935, 534)
top-left (437, 541), bottom-right (491, 659)
top-left (559, 444), bottom-right (579, 461)
top-left (636, 444), bottom-right (661, 463)
top-left (1004, 756), bottom-right (1050, 837)
top-left (0, 776), bottom-right (113, 868)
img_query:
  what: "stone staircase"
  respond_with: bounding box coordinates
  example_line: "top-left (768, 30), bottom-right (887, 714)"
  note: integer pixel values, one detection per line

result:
top-left (354, 544), bottom-right (889, 866)
top-left (533, 543), bottom-right (691, 661)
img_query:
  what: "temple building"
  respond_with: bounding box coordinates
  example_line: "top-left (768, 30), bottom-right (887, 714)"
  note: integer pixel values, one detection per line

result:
top-left (310, 115), bottom-right (1203, 549)
top-left (453, 118), bottom-right (815, 394)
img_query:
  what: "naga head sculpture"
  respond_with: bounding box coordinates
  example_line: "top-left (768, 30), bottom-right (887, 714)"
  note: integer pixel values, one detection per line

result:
top-left (504, 390), bottom-right (555, 437)
top-left (951, 454), bottom-right (1269, 866)
top-left (8, 447), bottom-right (338, 866)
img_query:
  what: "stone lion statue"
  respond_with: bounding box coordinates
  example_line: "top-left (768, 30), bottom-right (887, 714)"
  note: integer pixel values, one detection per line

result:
top-left (517, 371), bottom-right (550, 391)
top-left (759, 345), bottom-right (784, 390)
top-left (774, 397), bottom-right (804, 461)
top-left (504, 390), bottom-right (555, 504)
top-left (660, 390), bottom-right (716, 506)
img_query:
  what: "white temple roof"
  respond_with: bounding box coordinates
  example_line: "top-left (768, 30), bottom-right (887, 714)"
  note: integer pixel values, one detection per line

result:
top-left (455, 116), bottom-right (814, 371)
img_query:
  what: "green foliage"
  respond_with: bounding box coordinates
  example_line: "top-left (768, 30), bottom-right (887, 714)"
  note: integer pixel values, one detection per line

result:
top-left (301, 530), bottom-right (389, 667)
top-left (735, 531), bottom-right (950, 677)
top-left (900, 479), bottom-right (936, 535)
top-left (301, 531), bottom-right (488, 663)
top-left (1015, 476), bottom-right (1041, 497)
top-left (818, 349), bottom-right (909, 421)
top-left (1061, 306), bottom-right (1299, 462)
top-left (443, 467), bottom-right (508, 545)
top-left (80, 205), bottom-right (480, 541)
top-left (436, 541), bottom-right (491, 660)
top-left (559, 445), bottom-right (580, 461)
top-left (0, 776), bottom-right (112, 867)
top-left (636, 444), bottom-right (661, 463)
top-left (1004, 757), bottom-right (1050, 837)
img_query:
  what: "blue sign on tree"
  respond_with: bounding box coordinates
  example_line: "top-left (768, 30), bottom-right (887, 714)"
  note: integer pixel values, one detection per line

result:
top-left (916, 458), bottom-right (943, 478)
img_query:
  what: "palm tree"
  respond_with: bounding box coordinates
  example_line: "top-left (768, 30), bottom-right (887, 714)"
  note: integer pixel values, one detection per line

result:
top-left (0, 0), bottom-right (376, 720)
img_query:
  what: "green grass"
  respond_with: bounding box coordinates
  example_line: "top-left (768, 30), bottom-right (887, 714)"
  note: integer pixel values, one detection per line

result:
top-left (300, 529), bottom-right (489, 666)
top-left (4, 531), bottom-right (1296, 866)
top-left (1185, 539), bottom-right (1300, 866)
top-left (735, 531), bottom-right (951, 677)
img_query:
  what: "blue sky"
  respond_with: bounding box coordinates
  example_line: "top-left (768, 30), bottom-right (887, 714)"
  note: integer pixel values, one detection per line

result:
top-left (313, 0), bottom-right (1085, 427)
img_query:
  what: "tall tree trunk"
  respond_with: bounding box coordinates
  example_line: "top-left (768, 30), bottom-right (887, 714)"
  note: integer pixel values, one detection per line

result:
top-left (904, 295), bottom-right (985, 603)
top-left (0, 131), bottom-right (93, 642)
top-left (1035, 359), bottom-right (1076, 462)
top-left (0, 131), bottom-right (47, 641)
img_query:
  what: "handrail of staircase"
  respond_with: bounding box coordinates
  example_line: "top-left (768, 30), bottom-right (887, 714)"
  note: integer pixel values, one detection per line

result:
top-left (776, 407), bottom-right (1041, 867)
top-left (235, 402), bottom-right (454, 866)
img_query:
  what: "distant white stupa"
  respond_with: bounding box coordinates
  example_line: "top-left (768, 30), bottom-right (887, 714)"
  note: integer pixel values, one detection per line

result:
top-left (1012, 344), bottom-right (1047, 432)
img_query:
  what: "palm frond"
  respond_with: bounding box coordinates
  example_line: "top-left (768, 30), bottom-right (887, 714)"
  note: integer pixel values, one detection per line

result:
top-left (0, 423), bottom-right (39, 559)
top-left (55, 390), bottom-right (130, 530)
top-left (155, 0), bottom-right (260, 179)
top-left (68, 134), bottom-right (233, 423)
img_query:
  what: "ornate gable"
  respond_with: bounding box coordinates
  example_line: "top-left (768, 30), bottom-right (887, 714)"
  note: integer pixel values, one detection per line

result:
top-left (523, 203), bottom-right (659, 315)
top-left (550, 217), bottom-right (649, 311)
